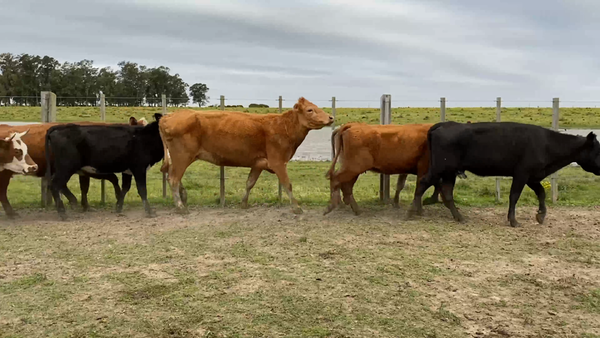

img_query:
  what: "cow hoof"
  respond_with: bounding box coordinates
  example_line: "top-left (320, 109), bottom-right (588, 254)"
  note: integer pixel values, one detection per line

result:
top-left (455, 215), bottom-right (466, 223)
top-left (292, 207), bottom-right (303, 215)
top-left (510, 220), bottom-right (521, 228)
top-left (536, 212), bottom-right (546, 224)
top-left (423, 197), bottom-right (439, 206)
top-left (59, 214), bottom-right (68, 221)
top-left (241, 202), bottom-right (250, 210)
top-left (323, 205), bottom-right (335, 215)
top-left (145, 211), bottom-right (157, 218)
top-left (6, 212), bottom-right (20, 219)
top-left (392, 201), bottom-right (400, 209)
top-left (351, 208), bottom-right (362, 216)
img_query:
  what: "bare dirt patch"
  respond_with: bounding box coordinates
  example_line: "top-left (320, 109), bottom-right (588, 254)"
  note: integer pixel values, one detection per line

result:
top-left (1, 205), bottom-right (599, 337)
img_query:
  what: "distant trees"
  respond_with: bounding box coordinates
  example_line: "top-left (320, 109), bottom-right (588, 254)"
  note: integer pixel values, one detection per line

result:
top-left (189, 83), bottom-right (209, 107)
top-left (0, 53), bottom-right (201, 107)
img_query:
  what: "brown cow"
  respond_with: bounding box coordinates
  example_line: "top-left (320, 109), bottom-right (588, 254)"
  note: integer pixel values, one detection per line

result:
top-left (324, 122), bottom-right (443, 215)
top-left (159, 97), bottom-right (334, 214)
top-left (0, 117), bottom-right (146, 218)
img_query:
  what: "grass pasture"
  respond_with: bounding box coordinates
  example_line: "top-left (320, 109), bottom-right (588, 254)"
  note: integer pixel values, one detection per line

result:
top-left (1, 106), bottom-right (600, 337)
top-left (1, 205), bottom-right (599, 337)
top-left (3, 106), bottom-right (600, 128)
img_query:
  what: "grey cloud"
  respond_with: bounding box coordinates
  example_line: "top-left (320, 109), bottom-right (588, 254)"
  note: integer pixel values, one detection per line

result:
top-left (1, 0), bottom-right (599, 107)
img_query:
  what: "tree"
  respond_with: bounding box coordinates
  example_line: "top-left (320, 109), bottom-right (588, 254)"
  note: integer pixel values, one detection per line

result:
top-left (189, 83), bottom-right (209, 107)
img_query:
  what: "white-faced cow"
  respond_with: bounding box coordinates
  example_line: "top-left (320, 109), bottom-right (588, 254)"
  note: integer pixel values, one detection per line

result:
top-left (0, 130), bottom-right (38, 175)
top-left (45, 114), bottom-right (164, 220)
top-left (0, 117), bottom-right (148, 218)
top-left (410, 121), bottom-right (600, 227)
top-left (159, 97), bottom-right (334, 214)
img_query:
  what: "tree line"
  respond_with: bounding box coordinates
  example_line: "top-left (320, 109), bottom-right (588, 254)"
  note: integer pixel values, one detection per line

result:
top-left (0, 53), bottom-right (209, 107)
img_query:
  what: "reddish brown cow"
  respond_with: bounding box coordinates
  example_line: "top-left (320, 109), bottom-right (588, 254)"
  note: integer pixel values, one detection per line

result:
top-left (0, 117), bottom-right (146, 218)
top-left (159, 97), bottom-right (334, 214)
top-left (324, 122), bottom-right (442, 215)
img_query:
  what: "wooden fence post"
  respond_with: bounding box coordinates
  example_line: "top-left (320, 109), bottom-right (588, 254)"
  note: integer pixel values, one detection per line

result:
top-left (100, 93), bottom-right (106, 204)
top-left (495, 97), bottom-right (501, 203)
top-left (161, 94), bottom-right (167, 198)
top-left (379, 94), bottom-right (391, 203)
top-left (278, 96), bottom-right (283, 206)
top-left (552, 98), bottom-right (559, 203)
top-left (40, 91), bottom-right (56, 208)
top-left (440, 97), bottom-right (446, 122)
top-left (220, 95), bottom-right (226, 207)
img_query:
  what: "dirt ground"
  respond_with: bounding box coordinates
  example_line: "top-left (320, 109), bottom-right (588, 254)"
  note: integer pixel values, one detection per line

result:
top-left (1, 204), bottom-right (599, 337)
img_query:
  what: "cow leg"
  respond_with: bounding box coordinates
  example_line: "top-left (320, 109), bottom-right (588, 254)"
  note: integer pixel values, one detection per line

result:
top-left (0, 171), bottom-right (17, 219)
top-left (60, 186), bottom-right (80, 212)
top-left (132, 170), bottom-right (156, 218)
top-left (51, 174), bottom-right (70, 221)
top-left (527, 180), bottom-right (547, 224)
top-left (324, 168), bottom-right (360, 215)
top-left (440, 175), bottom-right (464, 223)
top-left (508, 177), bottom-right (527, 227)
top-left (116, 173), bottom-right (132, 213)
top-left (393, 174), bottom-right (408, 208)
top-left (79, 175), bottom-right (91, 211)
top-left (166, 155), bottom-right (195, 215)
top-left (270, 163), bottom-right (302, 214)
top-left (408, 173), bottom-right (435, 219)
top-left (241, 167), bottom-right (263, 209)
top-left (423, 182), bottom-right (442, 205)
top-left (341, 176), bottom-right (361, 215)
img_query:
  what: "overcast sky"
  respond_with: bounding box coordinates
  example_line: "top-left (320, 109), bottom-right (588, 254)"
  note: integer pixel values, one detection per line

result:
top-left (2, 0), bottom-right (600, 107)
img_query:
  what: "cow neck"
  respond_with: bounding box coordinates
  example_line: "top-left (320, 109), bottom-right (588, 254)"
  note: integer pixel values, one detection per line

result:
top-left (545, 132), bottom-right (589, 173)
top-left (279, 109), bottom-right (310, 145)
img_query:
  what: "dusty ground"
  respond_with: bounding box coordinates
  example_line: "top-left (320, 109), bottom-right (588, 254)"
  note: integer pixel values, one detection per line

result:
top-left (1, 204), bottom-right (599, 337)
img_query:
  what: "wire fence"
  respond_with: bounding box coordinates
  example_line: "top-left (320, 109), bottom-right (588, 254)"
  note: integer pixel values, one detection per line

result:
top-left (2, 93), bottom-right (599, 211)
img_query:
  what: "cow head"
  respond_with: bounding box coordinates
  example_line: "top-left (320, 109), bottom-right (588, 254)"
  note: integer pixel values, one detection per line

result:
top-left (579, 132), bottom-right (600, 175)
top-left (0, 130), bottom-right (38, 175)
top-left (293, 97), bottom-right (334, 130)
top-left (129, 116), bottom-right (148, 126)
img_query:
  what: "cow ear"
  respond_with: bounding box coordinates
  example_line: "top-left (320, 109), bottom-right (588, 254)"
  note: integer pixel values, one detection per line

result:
top-left (17, 129), bottom-right (29, 138)
top-left (154, 113), bottom-right (163, 122)
top-left (129, 117), bottom-right (138, 125)
top-left (587, 132), bottom-right (597, 142)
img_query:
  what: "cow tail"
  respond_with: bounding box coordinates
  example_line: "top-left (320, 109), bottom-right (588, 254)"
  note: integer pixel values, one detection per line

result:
top-left (44, 128), bottom-right (53, 195)
top-left (326, 125), bottom-right (347, 179)
top-left (424, 123), bottom-right (444, 182)
top-left (158, 124), bottom-right (171, 174)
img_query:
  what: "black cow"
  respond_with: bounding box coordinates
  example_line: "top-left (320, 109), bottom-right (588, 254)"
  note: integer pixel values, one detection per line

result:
top-left (45, 113), bottom-right (164, 220)
top-left (409, 121), bottom-right (600, 227)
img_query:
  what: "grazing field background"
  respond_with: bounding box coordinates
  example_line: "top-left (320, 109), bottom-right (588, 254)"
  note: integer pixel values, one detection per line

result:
top-left (3, 105), bottom-right (600, 128)
top-left (1, 106), bottom-right (600, 337)
top-left (1, 105), bottom-right (600, 210)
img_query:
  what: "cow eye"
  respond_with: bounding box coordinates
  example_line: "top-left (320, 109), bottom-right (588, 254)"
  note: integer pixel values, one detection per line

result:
top-left (307, 109), bottom-right (314, 113)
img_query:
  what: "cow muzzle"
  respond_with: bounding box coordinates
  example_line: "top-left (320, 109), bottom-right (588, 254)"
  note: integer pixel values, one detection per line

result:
top-left (25, 164), bottom-right (38, 175)
top-left (326, 115), bottom-right (334, 126)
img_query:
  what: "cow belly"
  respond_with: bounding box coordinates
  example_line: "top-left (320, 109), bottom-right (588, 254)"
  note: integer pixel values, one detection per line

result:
top-left (77, 166), bottom-right (150, 176)
top-left (196, 149), bottom-right (263, 167)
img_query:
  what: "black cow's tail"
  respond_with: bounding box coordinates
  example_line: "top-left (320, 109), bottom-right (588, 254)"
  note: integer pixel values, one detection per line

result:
top-left (44, 127), bottom-right (54, 199)
top-left (423, 123), bottom-right (445, 183)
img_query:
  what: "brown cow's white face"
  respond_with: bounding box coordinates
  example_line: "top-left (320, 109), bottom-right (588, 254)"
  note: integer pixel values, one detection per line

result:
top-left (294, 97), bottom-right (334, 130)
top-left (0, 130), bottom-right (38, 175)
top-left (129, 117), bottom-right (148, 126)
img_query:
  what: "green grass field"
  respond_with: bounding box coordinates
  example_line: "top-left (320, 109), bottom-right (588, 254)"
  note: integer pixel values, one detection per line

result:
top-left (2, 105), bottom-right (600, 128)
top-left (2, 105), bottom-right (600, 337)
